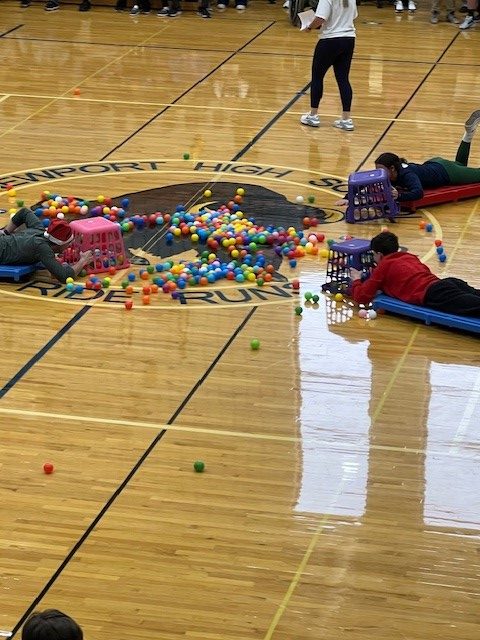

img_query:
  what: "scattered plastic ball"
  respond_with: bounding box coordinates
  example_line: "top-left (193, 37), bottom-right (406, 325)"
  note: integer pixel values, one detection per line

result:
top-left (419, 220), bottom-right (426, 229)
top-left (295, 195), bottom-right (304, 204)
top-left (183, 152), bottom-right (190, 160)
top-left (358, 309), bottom-right (368, 318)
top-left (304, 291), bottom-right (313, 301)
top-left (439, 253), bottom-right (447, 262)
top-left (193, 460), bottom-right (205, 473)
top-left (73, 87), bottom-right (81, 96)
top-left (295, 306), bottom-right (303, 315)
top-left (312, 294), bottom-right (319, 303)
top-left (204, 189), bottom-right (212, 198)
top-left (43, 462), bottom-right (54, 475)
top-left (125, 300), bottom-right (133, 310)
top-left (250, 338), bottom-right (260, 350)
top-left (436, 246), bottom-right (444, 255)
top-left (236, 188), bottom-right (245, 196)
top-left (368, 310), bottom-right (377, 320)
top-left (307, 195), bottom-right (315, 204)
top-left (425, 223), bottom-right (433, 232)
top-left (292, 278), bottom-right (300, 291)
top-left (334, 293), bottom-right (344, 302)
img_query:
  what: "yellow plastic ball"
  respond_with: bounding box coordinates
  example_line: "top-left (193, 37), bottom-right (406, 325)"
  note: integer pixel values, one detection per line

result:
top-left (204, 189), bottom-right (212, 198)
top-left (7, 189), bottom-right (16, 197)
top-left (334, 293), bottom-right (344, 302)
top-left (66, 277), bottom-right (74, 284)
top-left (97, 195), bottom-right (105, 203)
top-left (236, 188), bottom-right (245, 196)
top-left (231, 249), bottom-right (239, 259)
top-left (319, 249), bottom-right (329, 258)
top-left (208, 253), bottom-right (216, 261)
top-left (247, 272), bottom-right (256, 281)
top-left (191, 233), bottom-right (199, 242)
top-left (173, 228), bottom-right (181, 237)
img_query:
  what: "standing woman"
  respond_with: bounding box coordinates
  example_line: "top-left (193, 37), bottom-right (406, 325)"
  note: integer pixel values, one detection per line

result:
top-left (300, 0), bottom-right (358, 131)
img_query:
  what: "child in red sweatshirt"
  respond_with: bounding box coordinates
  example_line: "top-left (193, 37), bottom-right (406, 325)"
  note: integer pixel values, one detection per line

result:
top-left (350, 231), bottom-right (480, 317)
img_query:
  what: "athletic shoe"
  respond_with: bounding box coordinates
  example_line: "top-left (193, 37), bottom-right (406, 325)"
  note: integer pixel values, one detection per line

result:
top-left (300, 113), bottom-right (320, 128)
top-left (236, 3), bottom-right (246, 8)
top-left (333, 118), bottom-right (354, 131)
top-left (167, 8), bottom-right (182, 16)
top-left (282, 0), bottom-right (290, 6)
top-left (157, 6), bottom-right (169, 13)
top-left (447, 11), bottom-right (459, 22)
top-left (45, 1), bottom-right (60, 10)
top-left (430, 11), bottom-right (439, 22)
top-left (20, 0), bottom-right (31, 7)
top-left (459, 14), bottom-right (474, 28)
top-left (217, 2), bottom-right (226, 6)
top-left (197, 6), bottom-right (212, 16)
top-left (408, 0), bottom-right (415, 10)
top-left (395, 1), bottom-right (403, 12)
top-left (79, 0), bottom-right (91, 10)
top-left (465, 110), bottom-right (480, 136)
top-left (130, 4), bottom-right (140, 13)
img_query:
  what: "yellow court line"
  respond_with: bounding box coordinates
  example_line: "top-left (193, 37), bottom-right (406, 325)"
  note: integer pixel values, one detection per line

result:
top-left (0, 26), bottom-right (172, 142)
top-left (0, 92), bottom-right (468, 125)
top-left (442, 196), bottom-right (480, 270)
top-left (0, 406), bottom-right (477, 457)
top-left (370, 326), bottom-right (419, 423)
top-left (263, 324), bottom-right (420, 639)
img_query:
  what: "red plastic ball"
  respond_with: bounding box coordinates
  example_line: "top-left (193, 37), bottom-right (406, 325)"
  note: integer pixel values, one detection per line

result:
top-left (43, 462), bottom-right (54, 475)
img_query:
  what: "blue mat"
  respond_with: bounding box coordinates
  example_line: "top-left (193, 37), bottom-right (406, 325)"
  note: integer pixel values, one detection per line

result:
top-left (0, 263), bottom-right (40, 282)
top-left (373, 294), bottom-right (480, 334)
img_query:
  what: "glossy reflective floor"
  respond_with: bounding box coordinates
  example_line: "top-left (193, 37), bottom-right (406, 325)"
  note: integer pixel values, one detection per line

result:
top-left (0, 2), bottom-right (479, 639)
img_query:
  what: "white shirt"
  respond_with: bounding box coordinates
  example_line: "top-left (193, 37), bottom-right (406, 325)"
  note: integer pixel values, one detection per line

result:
top-left (315, 0), bottom-right (357, 39)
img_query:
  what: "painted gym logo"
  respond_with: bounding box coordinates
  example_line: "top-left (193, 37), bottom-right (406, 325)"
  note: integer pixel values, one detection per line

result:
top-left (0, 159), bottom-right (349, 308)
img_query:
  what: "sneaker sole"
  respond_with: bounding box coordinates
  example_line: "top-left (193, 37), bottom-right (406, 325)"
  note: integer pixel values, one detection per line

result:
top-left (465, 109), bottom-right (480, 133)
top-left (301, 121), bottom-right (320, 128)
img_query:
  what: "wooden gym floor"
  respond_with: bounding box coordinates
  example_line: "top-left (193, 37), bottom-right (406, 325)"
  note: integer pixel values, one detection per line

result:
top-left (0, 2), bottom-right (479, 639)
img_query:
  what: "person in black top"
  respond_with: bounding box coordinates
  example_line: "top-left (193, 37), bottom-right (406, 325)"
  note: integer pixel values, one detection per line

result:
top-left (375, 109), bottom-right (480, 202)
top-left (0, 208), bottom-right (92, 283)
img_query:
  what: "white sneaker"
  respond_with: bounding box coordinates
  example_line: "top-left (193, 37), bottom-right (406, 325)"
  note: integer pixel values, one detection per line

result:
top-left (408, 0), bottom-right (416, 10)
top-left (333, 118), bottom-right (354, 131)
top-left (282, 0), bottom-right (290, 6)
top-left (217, 2), bottom-right (226, 6)
top-left (465, 110), bottom-right (480, 136)
top-left (300, 113), bottom-right (320, 127)
top-left (236, 3), bottom-right (246, 8)
top-left (459, 14), bottom-right (474, 27)
top-left (430, 11), bottom-right (439, 22)
top-left (395, 1), bottom-right (403, 12)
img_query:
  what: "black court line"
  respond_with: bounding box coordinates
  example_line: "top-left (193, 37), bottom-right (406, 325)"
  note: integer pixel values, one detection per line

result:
top-left (9, 306), bottom-right (257, 638)
top-left (231, 82), bottom-right (311, 161)
top-left (354, 30), bottom-right (461, 172)
top-left (0, 305), bottom-right (91, 400)
top-left (0, 24), bottom-right (23, 38)
top-left (100, 21), bottom-right (276, 160)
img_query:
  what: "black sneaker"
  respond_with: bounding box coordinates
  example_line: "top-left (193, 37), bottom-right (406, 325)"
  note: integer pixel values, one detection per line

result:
top-left (20, 0), bottom-right (31, 7)
top-left (79, 0), bottom-right (91, 10)
top-left (167, 8), bottom-right (182, 15)
top-left (157, 6), bottom-right (169, 14)
top-left (130, 4), bottom-right (141, 13)
top-left (197, 6), bottom-right (211, 16)
top-left (115, 0), bottom-right (127, 9)
top-left (45, 0), bottom-right (60, 10)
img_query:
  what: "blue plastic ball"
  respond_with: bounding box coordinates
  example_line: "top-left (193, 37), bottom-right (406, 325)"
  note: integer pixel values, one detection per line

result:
top-left (289, 259), bottom-right (297, 268)
top-left (439, 253), bottom-right (447, 262)
top-left (436, 246), bottom-right (444, 254)
top-left (121, 198), bottom-right (129, 208)
top-left (425, 223), bottom-right (433, 232)
top-left (127, 273), bottom-right (136, 282)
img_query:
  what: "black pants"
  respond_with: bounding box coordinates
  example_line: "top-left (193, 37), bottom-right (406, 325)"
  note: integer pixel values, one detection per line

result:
top-left (424, 278), bottom-right (480, 317)
top-left (310, 37), bottom-right (355, 111)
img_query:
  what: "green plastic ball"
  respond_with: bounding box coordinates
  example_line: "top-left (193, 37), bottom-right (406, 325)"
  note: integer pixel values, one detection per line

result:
top-left (307, 195), bottom-right (315, 204)
top-left (304, 291), bottom-right (313, 300)
top-left (193, 460), bottom-right (205, 473)
top-left (312, 294), bottom-right (320, 303)
top-left (147, 265), bottom-right (155, 274)
top-left (183, 152), bottom-right (190, 160)
top-left (121, 280), bottom-right (129, 289)
top-left (250, 338), bottom-right (260, 350)
top-left (295, 306), bottom-right (303, 315)
top-left (16, 199), bottom-right (24, 207)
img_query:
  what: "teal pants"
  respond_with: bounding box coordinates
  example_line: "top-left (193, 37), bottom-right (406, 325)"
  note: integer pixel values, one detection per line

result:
top-left (429, 140), bottom-right (480, 184)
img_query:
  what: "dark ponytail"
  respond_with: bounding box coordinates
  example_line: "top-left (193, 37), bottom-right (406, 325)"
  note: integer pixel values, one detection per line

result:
top-left (375, 152), bottom-right (407, 173)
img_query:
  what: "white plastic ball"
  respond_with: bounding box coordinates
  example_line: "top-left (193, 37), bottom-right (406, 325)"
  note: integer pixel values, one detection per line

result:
top-left (368, 310), bottom-right (377, 320)
top-left (57, 212), bottom-right (65, 219)
top-left (295, 195), bottom-right (304, 204)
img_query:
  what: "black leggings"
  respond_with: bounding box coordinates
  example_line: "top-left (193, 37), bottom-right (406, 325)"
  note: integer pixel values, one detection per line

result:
top-left (424, 278), bottom-right (480, 317)
top-left (310, 37), bottom-right (355, 112)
